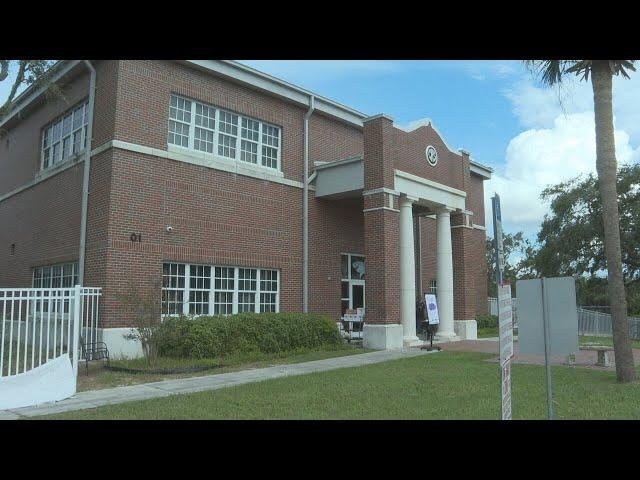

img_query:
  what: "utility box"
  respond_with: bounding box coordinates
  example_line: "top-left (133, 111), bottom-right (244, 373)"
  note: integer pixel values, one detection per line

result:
top-left (516, 277), bottom-right (579, 356)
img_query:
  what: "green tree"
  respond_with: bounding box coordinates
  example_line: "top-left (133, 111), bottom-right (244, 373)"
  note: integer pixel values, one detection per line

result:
top-left (525, 60), bottom-right (636, 382)
top-left (486, 231), bottom-right (535, 297)
top-left (0, 60), bottom-right (60, 118)
top-left (528, 165), bottom-right (640, 314)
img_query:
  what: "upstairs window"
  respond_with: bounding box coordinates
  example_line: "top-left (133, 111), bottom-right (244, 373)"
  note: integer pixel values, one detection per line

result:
top-left (41, 101), bottom-right (89, 172)
top-left (167, 94), bottom-right (281, 172)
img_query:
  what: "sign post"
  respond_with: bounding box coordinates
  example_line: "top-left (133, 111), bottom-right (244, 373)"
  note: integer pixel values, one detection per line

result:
top-left (498, 284), bottom-right (514, 420)
top-left (516, 276), bottom-right (579, 420)
top-left (492, 193), bottom-right (513, 420)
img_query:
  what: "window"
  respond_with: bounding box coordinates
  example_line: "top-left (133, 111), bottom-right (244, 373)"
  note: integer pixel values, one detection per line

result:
top-left (41, 101), bottom-right (89, 171)
top-left (167, 94), bottom-right (281, 171)
top-left (161, 263), bottom-right (279, 317)
top-left (238, 268), bottom-right (257, 313)
top-left (162, 263), bottom-right (185, 315)
top-left (429, 280), bottom-right (437, 295)
top-left (188, 265), bottom-right (211, 315)
top-left (214, 267), bottom-right (234, 315)
top-left (260, 269), bottom-right (278, 312)
top-left (340, 254), bottom-right (365, 316)
top-left (32, 261), bottom-right (79, 313)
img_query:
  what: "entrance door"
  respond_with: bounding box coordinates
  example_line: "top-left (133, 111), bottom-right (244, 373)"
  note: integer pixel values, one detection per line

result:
top-left (341, 253), bottom-right (365, 316)
top-left (351, 283), bottom-right (365, 310)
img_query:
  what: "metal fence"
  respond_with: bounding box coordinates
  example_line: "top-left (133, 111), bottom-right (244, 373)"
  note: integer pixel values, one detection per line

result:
top-left (1, 286), bottom-right (101, 379)
top-left (577, 307), bottom-right (640, 339)
top-left (488, 297), bottom-right (518, 327)
top-left (487, 296), bottom-right (640, 340)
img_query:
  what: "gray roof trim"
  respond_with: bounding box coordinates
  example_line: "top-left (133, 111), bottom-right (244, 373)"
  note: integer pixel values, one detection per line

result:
top-left (182, 60), bottom-right (368, 127)
top-left (469, 159), bottom-right (493, 179)
top-left (0, 60), bottom-right (83, 129)
top-left (314, 155), bottom-right (363, 171)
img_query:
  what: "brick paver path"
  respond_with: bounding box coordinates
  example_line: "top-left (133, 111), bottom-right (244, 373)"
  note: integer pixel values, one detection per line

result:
top-left (439, 338), bottom-right (640, 370)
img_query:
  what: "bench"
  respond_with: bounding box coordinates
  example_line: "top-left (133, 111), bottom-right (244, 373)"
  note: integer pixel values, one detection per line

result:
top-left (79, 336), bottom-right (111, 375)
top-left (580, 345), bottom-right (614, 367)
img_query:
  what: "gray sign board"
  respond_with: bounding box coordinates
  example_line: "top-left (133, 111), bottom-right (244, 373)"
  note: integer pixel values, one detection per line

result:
top-left (516, 277), bottom-right (579, 356)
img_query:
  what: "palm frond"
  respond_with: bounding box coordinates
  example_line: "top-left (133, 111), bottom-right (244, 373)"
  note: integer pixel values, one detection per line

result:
top-left (524, 60), bottom-right (579, 86)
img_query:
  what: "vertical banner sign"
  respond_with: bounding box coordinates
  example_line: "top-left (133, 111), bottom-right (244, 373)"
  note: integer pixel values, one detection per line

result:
top-left (498, 284), bottom-right (514, 420)
top-left (492, 193), bottom-right (512, 420)
top-left (424, 294), bottom-right (440, 325)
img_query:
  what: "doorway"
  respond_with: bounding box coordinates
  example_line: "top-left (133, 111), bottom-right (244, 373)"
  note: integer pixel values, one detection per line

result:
top-left (341, 253), bottom-right (365, 315)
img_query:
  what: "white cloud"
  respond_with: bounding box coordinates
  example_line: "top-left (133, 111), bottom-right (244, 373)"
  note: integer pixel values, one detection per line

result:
top-left (237, 60), bottom-right (402, 84)
top-left (485, 112), bottom-right (639, 239)
top-left (395, 117), bottom-right (434, 132)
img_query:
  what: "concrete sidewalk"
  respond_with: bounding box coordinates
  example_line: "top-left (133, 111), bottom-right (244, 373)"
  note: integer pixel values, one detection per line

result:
top-left (0, 347), bottom-right (436, 420)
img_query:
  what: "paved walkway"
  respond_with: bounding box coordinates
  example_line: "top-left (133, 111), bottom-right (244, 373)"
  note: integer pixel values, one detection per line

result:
top-left (440, 338), bottom-right (640, 370)
top-left (0, 348), bottom-right (436, 420)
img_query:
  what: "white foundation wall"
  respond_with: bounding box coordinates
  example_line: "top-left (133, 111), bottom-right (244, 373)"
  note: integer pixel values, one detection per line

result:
top-left (99, 328), bottom-right (143, 359)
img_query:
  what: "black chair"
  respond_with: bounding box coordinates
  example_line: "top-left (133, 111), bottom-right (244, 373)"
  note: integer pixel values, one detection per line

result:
top-left (79, 336), bottom-right (110, 375)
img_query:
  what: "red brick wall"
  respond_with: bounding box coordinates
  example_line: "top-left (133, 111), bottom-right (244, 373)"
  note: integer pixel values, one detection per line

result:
top-left (0, 70), bottom-right (90, 197)
top-left (0, 63), bottom-right (117, 288)
top-left (392, 124), bottom-right (465, 191)
top-left (1, 60), bottom-right (488, 331)
top-left (84, 60), bottom-right (366, 327)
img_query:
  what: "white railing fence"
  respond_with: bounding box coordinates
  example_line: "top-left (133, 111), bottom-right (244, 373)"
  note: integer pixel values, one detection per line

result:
top-left (488, 297), bottom-right (518, 327)
top-left (487, 296), bottom-right (640, 340)
top-left (577, 307), bottom-right (640, 339)
top-left (1, 286), bottom-right (101, 380)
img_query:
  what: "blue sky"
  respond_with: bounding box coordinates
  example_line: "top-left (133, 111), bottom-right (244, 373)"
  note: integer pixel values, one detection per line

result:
top-left (239, 60), bottom-right (640, 244)
top-left (3, 60), bottom-right (639, 244)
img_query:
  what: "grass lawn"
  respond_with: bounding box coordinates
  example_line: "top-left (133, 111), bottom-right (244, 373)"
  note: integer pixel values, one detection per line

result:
top-left (579, 335), bottom-right (640, 349)
top-left (477, 327), bottom-right (498, 338)
top-left (41, 351), bottom-right (640, 420)
top-left (77, 344), bottom-right (368, 392)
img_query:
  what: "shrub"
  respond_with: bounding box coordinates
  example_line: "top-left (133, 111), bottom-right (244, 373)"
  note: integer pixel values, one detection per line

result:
top-left (476, 314), bottom-right (498, 329)
top-left (157, 313), bottom-right (342, 359)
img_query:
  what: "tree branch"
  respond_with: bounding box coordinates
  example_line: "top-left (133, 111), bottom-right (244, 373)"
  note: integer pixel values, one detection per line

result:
top-left (0, 60), bottom-right (27, 116)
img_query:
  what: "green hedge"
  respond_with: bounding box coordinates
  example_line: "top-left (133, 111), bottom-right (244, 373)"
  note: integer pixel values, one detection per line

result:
top-left (476, 314), bottom-right (498, 329)
top-left (157, 313), bottom-right (342, 359)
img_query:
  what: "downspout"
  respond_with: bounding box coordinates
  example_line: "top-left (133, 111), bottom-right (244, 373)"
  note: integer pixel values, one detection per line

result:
top-left (78, 60), bottom-right (96, 285)
top-left (303, 95), bottom-right (315, 312)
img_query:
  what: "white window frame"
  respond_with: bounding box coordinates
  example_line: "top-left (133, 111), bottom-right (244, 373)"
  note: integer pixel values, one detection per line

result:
top-left (340, 253), bottom-right (365, 313)
top-left (167, 94), bottom-right (282, 174)
top-left (161, 262), bottom-right (280, 317)
top-left (31, 261), bottom-right (79, 314)
top-left (41, 100), bottom-right (89, 172)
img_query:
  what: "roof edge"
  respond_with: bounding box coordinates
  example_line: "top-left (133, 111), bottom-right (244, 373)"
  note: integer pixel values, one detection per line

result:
top-left (182, 60), bottom-right (368, 128)
top-left (0, 60), bottom-right (83, 129)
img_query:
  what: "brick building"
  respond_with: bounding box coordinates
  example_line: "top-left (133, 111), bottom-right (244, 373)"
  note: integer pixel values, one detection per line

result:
top-left (0, 60), bottom-right (492, 357)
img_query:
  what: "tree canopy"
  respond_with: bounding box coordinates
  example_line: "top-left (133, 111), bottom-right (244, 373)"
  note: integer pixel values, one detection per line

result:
top-left (0, 60), bottom-right (58, 118)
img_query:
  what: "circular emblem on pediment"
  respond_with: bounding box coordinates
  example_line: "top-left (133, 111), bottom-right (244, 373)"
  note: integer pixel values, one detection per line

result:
top-left (426, 145), bottom-right (438, 166)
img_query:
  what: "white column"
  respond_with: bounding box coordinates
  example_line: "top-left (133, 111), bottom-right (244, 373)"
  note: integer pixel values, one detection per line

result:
top-left (436, 207), bottom-right (456, 339)
top-left (399, 195), bottom-right (418, 343)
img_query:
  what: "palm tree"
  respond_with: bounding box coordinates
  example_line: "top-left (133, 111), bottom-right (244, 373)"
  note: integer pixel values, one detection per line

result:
top-left (525, 60), bottom-right (636, 383)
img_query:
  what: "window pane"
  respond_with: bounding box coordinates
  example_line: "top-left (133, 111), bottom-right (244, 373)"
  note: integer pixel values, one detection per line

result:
top-left (194, 127), bottom-right (214, 153)
top-left (241, 118), bottom-right (259, 142)
top-left (218, 134), bottom-right (236, 158)
top-left (238, 292), bottom-right (256, 312)
top-left (341, 281), bottom-right (349, 299)
top-left (262, 145), bottom-right (278, 169)
top-left (240, 139), bottom-right (258, 164)
top-left (351, 256), bottom-right (365, 280)
top-left (341, 255), bottom-right (349, 279)
top-left (218, 111), bottom-right (238, 136)
top-left (62, 114), bottom-right (72, 136)
top-left (168, 120), bottom-right (190, 148)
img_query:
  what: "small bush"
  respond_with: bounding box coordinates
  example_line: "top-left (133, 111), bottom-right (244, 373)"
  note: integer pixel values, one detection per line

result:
top-left (157, 313), bottom-right (342, 359)
top-left (476, 314), bottom-right (498, 329)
